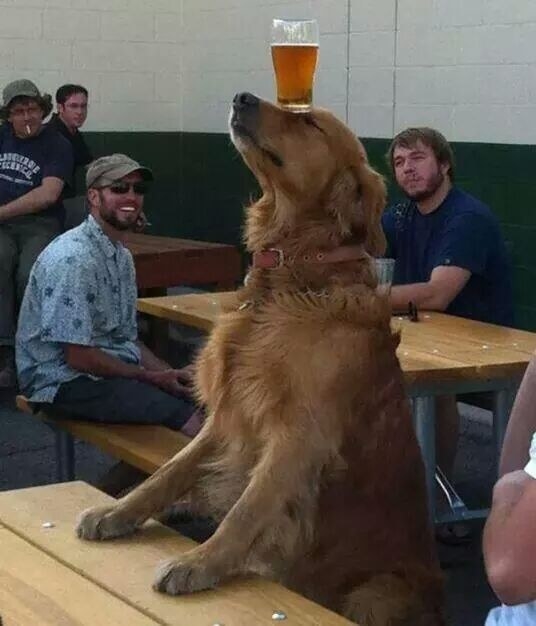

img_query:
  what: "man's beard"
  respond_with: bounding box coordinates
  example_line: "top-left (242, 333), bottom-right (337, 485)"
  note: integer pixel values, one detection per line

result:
top-left (100, 208), bottom-right (136, 231)
top-left (406, 169), bottom-right (445, 202)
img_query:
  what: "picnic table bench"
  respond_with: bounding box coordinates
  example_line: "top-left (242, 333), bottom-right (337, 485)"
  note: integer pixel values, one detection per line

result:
top-left (16, 396), bottom-right (190, 481)
top-left (0, 481), bottom-right (353, 625)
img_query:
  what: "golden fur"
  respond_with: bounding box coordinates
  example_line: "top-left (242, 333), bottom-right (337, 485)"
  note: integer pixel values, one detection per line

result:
top-left (76, 95), bottom-right (444, 625)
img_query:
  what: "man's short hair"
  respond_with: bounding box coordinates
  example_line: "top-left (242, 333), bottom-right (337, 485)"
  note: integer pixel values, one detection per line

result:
top-left (386, 127), bottom-right (455, 182)
top-left (56, 84), bottom-right (89, 105)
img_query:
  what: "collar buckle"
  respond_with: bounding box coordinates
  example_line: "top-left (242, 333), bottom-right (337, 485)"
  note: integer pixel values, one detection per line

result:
top-left (267, 247), bottom-right (284, 269)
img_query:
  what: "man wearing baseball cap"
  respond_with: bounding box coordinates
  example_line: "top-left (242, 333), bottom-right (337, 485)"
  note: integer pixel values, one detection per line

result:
top-left (0, 78), bottom-right (73, 388)
top-left (16, 155), bottom-right (202, 486)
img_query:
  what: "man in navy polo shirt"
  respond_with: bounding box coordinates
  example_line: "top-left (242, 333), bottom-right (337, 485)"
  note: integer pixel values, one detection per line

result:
top-left (0, 79), bottom-right (72, 388)
top-left (382, 128), bottom-right (513, 529)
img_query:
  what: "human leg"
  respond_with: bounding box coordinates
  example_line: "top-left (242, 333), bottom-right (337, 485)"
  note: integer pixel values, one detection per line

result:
top-left (0, 226), bottom-right (18, 387)
top-left (435, 394), bottom-right (460, 477)
top-left (15, 215), bottom-right (61, 304)
top-left (0, 226), bottom-right (17, 346)
top-left (435, 395), bottom-right (472, 544)
top-left (51, 376), bottom-right (196, 431)
top-left (50, 376), bottom-right (199, 495)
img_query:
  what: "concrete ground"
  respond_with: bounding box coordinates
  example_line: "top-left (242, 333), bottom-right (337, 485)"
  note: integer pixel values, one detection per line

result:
top-left (0, 375), bottom-right (498, 625)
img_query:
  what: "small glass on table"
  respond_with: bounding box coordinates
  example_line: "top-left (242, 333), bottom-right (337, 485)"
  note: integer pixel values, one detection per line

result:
top-left (374, 258), bottom-right (395, 295)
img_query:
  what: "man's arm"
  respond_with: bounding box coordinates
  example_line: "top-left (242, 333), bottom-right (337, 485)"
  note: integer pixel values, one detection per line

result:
top-left (390, 265), bottom-right (470, 312)
top-left (0, 177), bottom-right (65, 222)
top-left (65, 343), bottom-right (192, 397)
top-left (137, 341), bottom-right (195, 381)
top-left (137, 341), bottom-right (171, 372)
top-left (499, 353), bottom-right (536, 476)
top-left (483, 470), bottom-right (536, 605)
top-left (64, 344), bottom-right (147, 381)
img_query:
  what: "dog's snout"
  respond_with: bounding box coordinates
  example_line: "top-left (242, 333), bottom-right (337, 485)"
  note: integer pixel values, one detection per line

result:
top-left (233, 92), bottom-right (259, 110)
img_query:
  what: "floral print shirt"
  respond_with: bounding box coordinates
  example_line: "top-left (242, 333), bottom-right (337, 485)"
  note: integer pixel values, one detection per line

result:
top-left (16, 215), bottom-right (140, 402)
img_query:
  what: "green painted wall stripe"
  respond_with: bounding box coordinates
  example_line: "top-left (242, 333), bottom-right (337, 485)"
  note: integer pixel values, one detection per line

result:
top-left (83, 132), bottom-right (536, 330)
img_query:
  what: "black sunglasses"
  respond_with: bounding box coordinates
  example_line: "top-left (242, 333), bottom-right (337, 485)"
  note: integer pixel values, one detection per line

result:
top-left (108, 181), bottom-right (148, 196)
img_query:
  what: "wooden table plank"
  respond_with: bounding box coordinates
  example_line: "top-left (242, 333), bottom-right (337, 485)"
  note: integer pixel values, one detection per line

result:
top-left (138, 292), bottom-right (237, 331)
top-left (401, 312), bottom-right (536, 353)
top-left (0, 482), bottom-right (353, 626)
top-left (0, 525), bottom-right (159, 626)
top-left (137, 293), bottom-right (536, 385)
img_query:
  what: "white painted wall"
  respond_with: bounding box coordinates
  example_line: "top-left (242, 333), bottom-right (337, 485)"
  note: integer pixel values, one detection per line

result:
top-left (0, 0), bottom-right (183, 132)
top-left (1, 0), bottom-right (536, 143)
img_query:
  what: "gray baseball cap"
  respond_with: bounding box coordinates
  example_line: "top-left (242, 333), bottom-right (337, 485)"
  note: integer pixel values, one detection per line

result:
top-left (2, 79), bottom-right (41, 108)
top-left (86, 153), bottom-right (153, 189)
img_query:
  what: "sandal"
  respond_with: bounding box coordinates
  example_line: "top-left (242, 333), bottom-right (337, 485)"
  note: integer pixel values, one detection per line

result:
top-left (435, 522), bottom-right (473, 546)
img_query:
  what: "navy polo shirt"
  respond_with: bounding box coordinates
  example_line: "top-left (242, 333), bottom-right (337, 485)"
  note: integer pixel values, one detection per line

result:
top-left (382, 187), bottom-right (514, 326)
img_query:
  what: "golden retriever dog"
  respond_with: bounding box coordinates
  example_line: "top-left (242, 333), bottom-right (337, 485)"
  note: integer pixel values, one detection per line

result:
top-left (76, 93), bottom-right (444, 626)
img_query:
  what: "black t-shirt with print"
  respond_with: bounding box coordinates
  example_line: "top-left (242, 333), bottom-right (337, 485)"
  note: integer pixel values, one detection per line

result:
top-left (0, 122), bottom-right (73, 221)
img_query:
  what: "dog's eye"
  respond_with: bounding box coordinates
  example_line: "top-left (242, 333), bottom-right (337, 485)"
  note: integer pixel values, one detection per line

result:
top-left (302, 114), bottom-right (324, 133)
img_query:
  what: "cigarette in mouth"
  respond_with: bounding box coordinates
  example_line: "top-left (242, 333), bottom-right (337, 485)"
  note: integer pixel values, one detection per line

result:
top-left (25, 124), bottom-right (31, 135)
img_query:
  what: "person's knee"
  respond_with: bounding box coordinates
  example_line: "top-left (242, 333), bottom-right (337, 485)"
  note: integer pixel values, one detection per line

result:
top-left (158, 396), bottom-right (196, 431)
top-left (16, 239), bottom-right (52, 298)
top-left (0, 239), bottom-right (17, 282)
top-left (16, 264), bottom-right (33, 302)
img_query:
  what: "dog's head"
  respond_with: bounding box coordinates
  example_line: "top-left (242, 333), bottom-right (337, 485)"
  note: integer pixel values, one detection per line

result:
top-left (230, 92), bottom-right (386, 256)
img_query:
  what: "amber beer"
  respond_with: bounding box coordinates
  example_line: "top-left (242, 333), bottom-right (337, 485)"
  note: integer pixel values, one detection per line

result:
top-left (271, 18), bottom-right (319, 112)
top-left (271, 43), bottom-right (318, 111)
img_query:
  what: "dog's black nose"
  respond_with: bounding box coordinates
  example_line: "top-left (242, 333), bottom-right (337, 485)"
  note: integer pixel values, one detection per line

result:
top-left (233, 92), bottom-right (259, 110)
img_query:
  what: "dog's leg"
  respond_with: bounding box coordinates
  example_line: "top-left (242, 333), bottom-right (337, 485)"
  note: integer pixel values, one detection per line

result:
top-left (343, 575), bottom-right (445, 626)
top-left (153, 430), bottom-right (323, 595)
top-left (76, 425), bottom-right (215, 541)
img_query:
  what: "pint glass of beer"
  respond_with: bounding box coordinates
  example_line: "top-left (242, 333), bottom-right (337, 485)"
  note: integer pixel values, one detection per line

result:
top-left (271, 18), bottom-right (319, 112)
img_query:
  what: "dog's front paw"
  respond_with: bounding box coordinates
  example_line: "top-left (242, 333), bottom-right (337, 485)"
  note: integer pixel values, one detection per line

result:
top-left (76, 504), bottom-right (138, 540)
top-left (153, 554), bottom-right (220, 595)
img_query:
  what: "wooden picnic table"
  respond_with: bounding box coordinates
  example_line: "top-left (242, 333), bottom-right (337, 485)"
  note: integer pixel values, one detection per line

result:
top-left (127, 234), bottom-right (241, 355)
top-left (138, 293), bottom-right (536, 382)
top-left (137, 292), bottom-right (536, 522)
top-left (0, 481), bottom-right (353, 626)
top-left (124, 233), bottom-right (242, 292)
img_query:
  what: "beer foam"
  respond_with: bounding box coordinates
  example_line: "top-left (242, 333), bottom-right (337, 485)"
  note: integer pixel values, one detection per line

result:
top-left (270, 42), bottom-right (319, 46)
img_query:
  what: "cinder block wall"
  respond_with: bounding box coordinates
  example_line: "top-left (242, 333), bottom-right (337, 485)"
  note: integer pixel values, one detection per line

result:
top-left (3, 0), bottom-right (536, 142)
top-left (0, 0), bottom-right (183, 131)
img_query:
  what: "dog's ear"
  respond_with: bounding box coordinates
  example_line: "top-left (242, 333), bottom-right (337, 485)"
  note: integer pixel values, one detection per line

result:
top-left (326, 166), bottom-right (386, 256)
top-left (325, 169), bottom-right (360, 238)
top-left (357, 163), bottom-right (387, 257)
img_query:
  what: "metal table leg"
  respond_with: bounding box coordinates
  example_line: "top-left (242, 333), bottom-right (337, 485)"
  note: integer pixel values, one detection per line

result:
top-left (492, 386), bottom-right (517, 473)
top-left (55, 431), bottom-right (75, 482)
top-left (412, 395), bottom-right (436, 521)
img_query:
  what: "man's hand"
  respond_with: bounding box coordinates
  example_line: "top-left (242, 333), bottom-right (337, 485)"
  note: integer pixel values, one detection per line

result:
top-left (133, 211), bottom-right (149, 233)
top-left (144, 369), bottom-right (192, 398)
top-left (175, 364), bottom-right (196, 386)
top-left (390, 265), bottom-right (471, 312)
